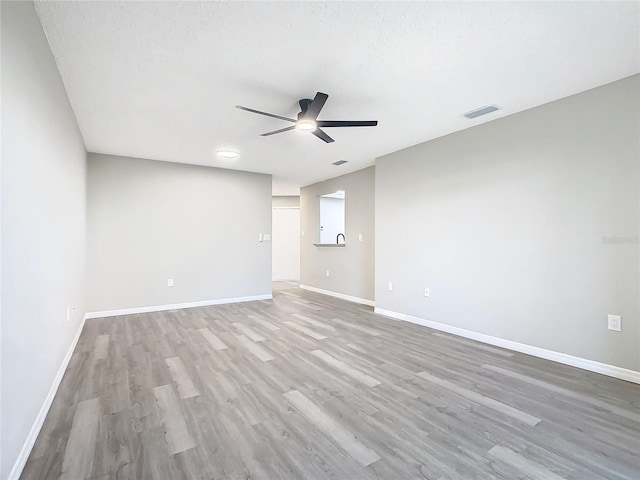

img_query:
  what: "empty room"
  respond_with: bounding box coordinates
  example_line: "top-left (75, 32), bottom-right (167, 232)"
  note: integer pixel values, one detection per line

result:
top-left (2, 1), bottom-right (639, 479)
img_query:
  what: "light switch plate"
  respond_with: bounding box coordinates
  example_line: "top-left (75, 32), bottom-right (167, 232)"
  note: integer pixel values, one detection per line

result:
top-left (167, 278), bottom-right (174, 287)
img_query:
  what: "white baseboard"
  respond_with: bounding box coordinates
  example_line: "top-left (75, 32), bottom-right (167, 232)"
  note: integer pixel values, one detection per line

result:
top-left (299, 284), bottom-right (375, 307)
top-left (374, 307), bottom-right (640, 385)
top-left (85, 294), bottom-right (273, 319)
top-left (9, 315), bottom-right (87, 480)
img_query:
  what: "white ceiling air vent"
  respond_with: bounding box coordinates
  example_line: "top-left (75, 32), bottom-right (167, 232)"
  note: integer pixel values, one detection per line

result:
top-left (332, 160), bottom-right (348, 166)
top-left (464, 105), bottom-right (499, 119)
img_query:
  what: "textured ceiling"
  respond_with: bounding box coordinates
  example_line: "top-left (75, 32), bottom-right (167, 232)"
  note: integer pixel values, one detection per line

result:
top-left (35, 1), bottom-right (639, 194)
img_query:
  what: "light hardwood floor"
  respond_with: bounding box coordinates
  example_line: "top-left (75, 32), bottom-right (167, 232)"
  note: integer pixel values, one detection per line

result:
top-left (22, 283), bottom-right (640, 479)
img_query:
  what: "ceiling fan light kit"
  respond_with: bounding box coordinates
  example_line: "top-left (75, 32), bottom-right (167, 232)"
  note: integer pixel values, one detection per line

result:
top-left (296, 120), bottom-right (316, 131)
top-left (236, 92), bottom-right (378, 143)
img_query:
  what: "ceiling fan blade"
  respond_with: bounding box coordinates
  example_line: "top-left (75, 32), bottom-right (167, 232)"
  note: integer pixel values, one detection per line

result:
top-left (303, 92), bottom-right (329, 121)
top-left (311, 128), bottom-right (334, 143)
top-left (317, 120), bottom-right (378, 128)
top-left (260, 125), bottom-right (296, 137)
top-left (235, 105), bottom-right (295, 123)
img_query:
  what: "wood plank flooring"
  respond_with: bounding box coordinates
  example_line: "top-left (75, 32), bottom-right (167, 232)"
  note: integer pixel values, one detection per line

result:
top-left (21, 282), bottom-right (640, 479)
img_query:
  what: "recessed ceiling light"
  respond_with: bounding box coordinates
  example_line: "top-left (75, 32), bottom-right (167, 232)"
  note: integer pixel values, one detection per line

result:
top-left (217, 150), bottom-right (239, 159)
top-left (464, 105), bottom-right (499, 119)
top-left (296, 120), bottom-right (316, 131)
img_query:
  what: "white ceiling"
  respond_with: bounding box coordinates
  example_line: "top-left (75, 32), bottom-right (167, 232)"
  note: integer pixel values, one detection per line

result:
top-left (34, 1), bottom-right (639, 195)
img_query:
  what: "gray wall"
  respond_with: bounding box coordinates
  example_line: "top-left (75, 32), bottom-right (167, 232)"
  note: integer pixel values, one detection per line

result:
top-left (376, 75), bottom-right (639, 371)
top-left (1, 2), bottom-right (87, 477)
top-left (300, 167), bottom-right (375, 301)
top-left (87, 154), bottom-right (272, 312)
top-left (272, 196), bottom-right (300, 208)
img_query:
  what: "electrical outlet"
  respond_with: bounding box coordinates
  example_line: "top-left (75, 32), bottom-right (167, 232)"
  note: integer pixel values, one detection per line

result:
top-left (424, 288), bottom-right (430, 298)
top-left (301, 230), bottom-right (305, 237)
top-left (358, 233), bottom-right (363, 242)
top-left (167, 278), bottom-right (174, 287)
top-left (608, 314), bottom-right (621, 331)
top-left (326, 270), bottom-right (330, 277)
top-left (388, 282), bottom-right (393, 291)
top-left (263, 233), bottom-right (271, 241)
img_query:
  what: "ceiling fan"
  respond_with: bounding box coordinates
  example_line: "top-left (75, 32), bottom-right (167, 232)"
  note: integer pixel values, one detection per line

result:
top-left (235, 92), bottom-right (377, 143)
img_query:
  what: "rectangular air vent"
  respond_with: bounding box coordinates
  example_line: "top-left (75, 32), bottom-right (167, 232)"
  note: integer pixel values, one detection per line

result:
top-left (464, 105), bottom-right (499, 119)
top-left (332, 160), bottom-right (347, 166)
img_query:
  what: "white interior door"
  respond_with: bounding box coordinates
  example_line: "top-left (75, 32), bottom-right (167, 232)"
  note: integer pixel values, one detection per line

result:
top-left (272, 207), bottom-right (300, 281)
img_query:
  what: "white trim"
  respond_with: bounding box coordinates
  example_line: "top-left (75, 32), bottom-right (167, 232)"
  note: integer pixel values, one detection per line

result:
top-left (9, 315), bottom-right (87, 480)
top-left (85, 294), bottom-right (273, 319)
top-left (374, 307), bottom-right (640, 385)
top-left (272, 206), bottom-right (300, 210)
top-left (299, 284), bottom-right (375, 307)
